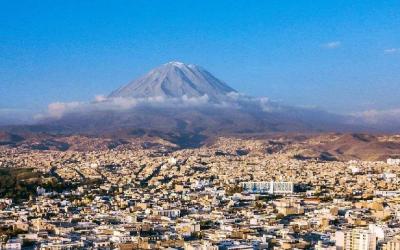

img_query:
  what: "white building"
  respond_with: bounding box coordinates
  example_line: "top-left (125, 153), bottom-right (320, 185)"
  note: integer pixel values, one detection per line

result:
top-left (36, 186), bottom-right (46, 196)
top-left (349, 166), bottom-right (362, 174)
top-left (155, 209), bottom-right (181, 218)
top-left (387, 158), bottom-right (400, 166)
top-left (382, 235), bottom-right (400, 250)
top-left (184, 240), bottom-right (218, 250)
top-left (369, 224), bottom-right (385, 242)
top-left (374, 190), bottom-right (400, 197)
top-left (4, 238), bottom-right (22, 250)
top-left (241, 181), bottom-right (294, 194)
top-left (336, 228), bottom-right (377, 250)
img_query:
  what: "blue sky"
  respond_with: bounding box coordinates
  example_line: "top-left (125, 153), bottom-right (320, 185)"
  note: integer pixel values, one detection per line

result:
top-left (1, 0), bottom-right (399, 117)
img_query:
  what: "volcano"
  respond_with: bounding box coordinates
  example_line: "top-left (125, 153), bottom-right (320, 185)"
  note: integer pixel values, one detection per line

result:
top-left (109, 61), bottom-right (236, 102)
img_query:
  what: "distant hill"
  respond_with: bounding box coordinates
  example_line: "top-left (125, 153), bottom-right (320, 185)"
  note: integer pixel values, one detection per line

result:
top-left (291, 133), bottom-right (400, 161)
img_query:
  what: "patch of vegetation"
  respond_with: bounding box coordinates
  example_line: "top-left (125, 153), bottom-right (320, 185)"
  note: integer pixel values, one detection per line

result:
top-left (0, 168), bottom-right (42, 201)
top-left (0, 226), bottom-right (26, 242)
top-left (0, 168), bottom-right (74, 202)
top-left (200, 220), bottom-right (217, 230)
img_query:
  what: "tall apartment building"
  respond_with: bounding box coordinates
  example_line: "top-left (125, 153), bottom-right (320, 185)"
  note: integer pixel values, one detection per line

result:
top-left (241, 181), bottom-right (293, 194)
top-left (155, 209), bottom-right (181, 218)
top-left (335, 229), bottom-right (377, 250)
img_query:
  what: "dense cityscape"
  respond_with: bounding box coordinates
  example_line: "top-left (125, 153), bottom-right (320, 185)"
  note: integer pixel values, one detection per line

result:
top-left (1, 137), bottom-right (400, 249)
top-left (2, 2), bottom-right (400, 250)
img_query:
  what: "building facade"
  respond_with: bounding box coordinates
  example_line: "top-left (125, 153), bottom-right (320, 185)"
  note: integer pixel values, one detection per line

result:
top-left (336, 229), bottom-right (377, 250)
top-left (241, 181), bottom-right (294, 194)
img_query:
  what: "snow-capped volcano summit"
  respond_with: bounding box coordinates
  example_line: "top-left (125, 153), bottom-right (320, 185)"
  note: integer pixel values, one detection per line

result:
top-left (108, 61), bottom-right (237, 102)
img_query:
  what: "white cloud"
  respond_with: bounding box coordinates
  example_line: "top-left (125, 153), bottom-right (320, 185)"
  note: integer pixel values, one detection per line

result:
top-left (354, 108), bottom-right (400, 125)
top-left (47, 102), bottom-right (82, 118)
top-left (322, 41), bottom-right (341, 49)
top-left (38, 95), bottom-right (215, 120)
top-left (384, 48), bottom-right (400, 54)
top-left (94, 95), bottom-right (107, 102)
top-left (36, 93), bottom-right (288, 120)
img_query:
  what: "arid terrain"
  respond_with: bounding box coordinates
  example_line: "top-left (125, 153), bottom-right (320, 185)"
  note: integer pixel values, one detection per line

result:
top-left (2, 131), bottom-right (400, 161)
